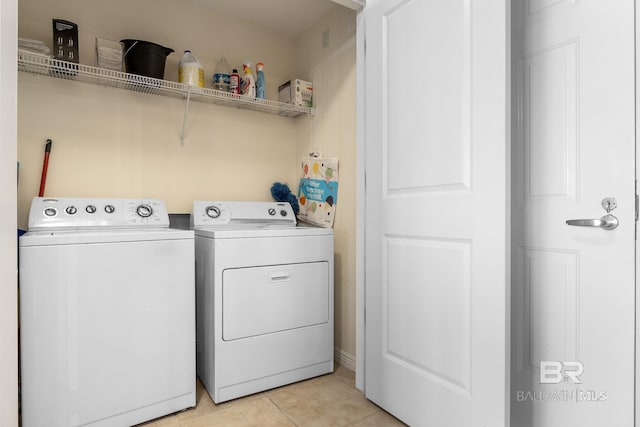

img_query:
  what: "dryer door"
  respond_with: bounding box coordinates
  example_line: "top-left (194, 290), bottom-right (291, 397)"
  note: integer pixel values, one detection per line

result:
top-left (222, 262), bottom-right (329, 341)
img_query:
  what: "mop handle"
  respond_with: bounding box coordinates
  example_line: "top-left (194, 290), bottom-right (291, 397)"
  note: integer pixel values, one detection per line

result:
top-left (38, 139), bottom-right (52, 197)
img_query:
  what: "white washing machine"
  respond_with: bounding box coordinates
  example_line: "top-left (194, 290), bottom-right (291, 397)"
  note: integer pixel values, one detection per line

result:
top-left (191, 200), bottom-right (334, 403)
top-left (19, 197), bottom-right (195, 427)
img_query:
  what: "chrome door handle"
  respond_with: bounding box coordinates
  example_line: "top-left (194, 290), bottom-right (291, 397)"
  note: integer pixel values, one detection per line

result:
top-left (566, 214), bottom-right (619, 230)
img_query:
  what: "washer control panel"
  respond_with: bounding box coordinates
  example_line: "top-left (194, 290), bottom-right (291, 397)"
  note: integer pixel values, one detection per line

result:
top-left (27, 197), bottom-right (170, 231)
top-left (191, 201), bottom-right (296, 227)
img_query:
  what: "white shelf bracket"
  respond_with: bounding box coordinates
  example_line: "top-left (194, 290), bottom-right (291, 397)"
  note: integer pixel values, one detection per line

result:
top-left (180, 86), bottom-right (193, 145)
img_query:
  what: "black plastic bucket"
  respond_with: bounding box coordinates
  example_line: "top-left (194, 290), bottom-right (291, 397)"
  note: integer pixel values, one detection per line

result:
top-left (121, 39), bottom-right (174, 79)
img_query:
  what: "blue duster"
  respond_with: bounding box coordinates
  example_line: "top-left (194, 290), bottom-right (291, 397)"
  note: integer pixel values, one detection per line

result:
top-left (271, 182), bottom-right (300, 215)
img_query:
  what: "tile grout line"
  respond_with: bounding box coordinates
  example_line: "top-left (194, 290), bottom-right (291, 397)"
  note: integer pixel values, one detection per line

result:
top-left (171, 369), bottom-right (362, 426)
top-left (265, 394), bottom-right (300, 427)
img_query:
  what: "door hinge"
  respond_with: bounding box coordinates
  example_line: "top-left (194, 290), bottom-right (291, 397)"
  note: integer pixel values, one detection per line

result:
top-left (364, 171), bottom-right (367, 194)
top-left (635, 180), bottom-right (638, 240)
top-left (635, 180), bottom-right (638, 220)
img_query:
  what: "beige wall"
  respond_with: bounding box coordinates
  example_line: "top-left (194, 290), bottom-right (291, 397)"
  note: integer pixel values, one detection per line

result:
top-left (17, 75), bottom-right (299, 223)
top-left (295, 7), bottom-right (358, 361)
top-left (17, 0), bottom-right (304, 224)
top-left (17, 0), bottom-right (357, 366)
top-left (18, 0), bottom-right (298, 102)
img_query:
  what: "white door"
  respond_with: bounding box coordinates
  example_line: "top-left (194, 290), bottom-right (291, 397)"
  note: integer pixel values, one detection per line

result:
top-left (510, 0), bottom-right (635, 426)
top-left (364, 0), bottom-right (510, 426)
top-left (0, 0), bottom-right (19, 425)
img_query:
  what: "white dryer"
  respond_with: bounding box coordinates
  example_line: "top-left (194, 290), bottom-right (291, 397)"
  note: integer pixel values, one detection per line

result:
top-left (191, 200), bottom-right (334, 403)
top-left (19, 197), bottom-right (195, 427)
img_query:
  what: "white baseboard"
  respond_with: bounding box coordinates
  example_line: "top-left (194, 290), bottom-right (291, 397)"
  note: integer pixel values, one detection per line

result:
top-left (334, 348), bottom-right (356, 372)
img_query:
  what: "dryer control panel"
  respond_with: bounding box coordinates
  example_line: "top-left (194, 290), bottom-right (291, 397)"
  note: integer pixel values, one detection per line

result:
top-left (191, 201), bottom-right (296, 227)
top-left (27, 197), bottom-right (170, 231)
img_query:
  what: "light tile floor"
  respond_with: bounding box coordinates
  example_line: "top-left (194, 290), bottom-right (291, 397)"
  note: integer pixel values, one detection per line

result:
top-left (139, 365), bottom-right (407, 427)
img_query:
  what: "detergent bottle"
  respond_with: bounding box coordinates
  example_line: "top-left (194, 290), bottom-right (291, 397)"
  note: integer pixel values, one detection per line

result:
top-left (240, 62), bottom-right (256, 98)
top-left (178, 50), bottom-right (204, 87)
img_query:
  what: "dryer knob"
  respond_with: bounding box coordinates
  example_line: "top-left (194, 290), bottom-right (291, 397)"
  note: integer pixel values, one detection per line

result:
top-left (85, 205), bottom-right (97, 214)
top-left (65, 206), bottom-right (77, 215)
top-left (206, 206), bottom-right (221, 219)
top-left (280, 210), bottom-right (288, 217)
top-left (268, 208), bottom-right (276, 216)
top-left (104, 204), bottom-right (115, 214)
top-left (44, 207), bottom-right (57, 217)
top-left (136, 204), bottom-right (153, 218)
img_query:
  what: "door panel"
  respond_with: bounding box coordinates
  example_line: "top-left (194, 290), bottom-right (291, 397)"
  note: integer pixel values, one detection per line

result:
top-left (384, 0), bottom-right (470, 192)
top-left (385, 237), bottom-right (472, 393)
top-left (511, 0), bottom-right (635, 425)
top-left (365, 0), bottom-right (510, 425)
top-left (523, 42), bottom-right (577, 199)
top-left (514, 248), bottom-right (579, 371)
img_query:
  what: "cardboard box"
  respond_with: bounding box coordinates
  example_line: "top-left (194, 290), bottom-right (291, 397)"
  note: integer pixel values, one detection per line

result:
top-left (53, 19), bottom-right (79, 63)
top-left (278, 79), bottom-right (313, 107)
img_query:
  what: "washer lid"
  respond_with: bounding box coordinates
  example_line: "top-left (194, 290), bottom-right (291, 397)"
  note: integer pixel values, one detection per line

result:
top-left (19, 227), bottom-right (194, 246)
top-left (193, 224), bottom-right (332, 239)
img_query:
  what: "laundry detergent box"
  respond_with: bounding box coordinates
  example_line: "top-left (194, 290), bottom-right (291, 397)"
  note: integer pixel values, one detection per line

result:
top-left (278, 79), bottom-right (313, 107)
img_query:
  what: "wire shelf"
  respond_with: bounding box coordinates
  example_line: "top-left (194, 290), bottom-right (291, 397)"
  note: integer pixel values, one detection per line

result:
top-left (17, 50), bottom-right (313, 117)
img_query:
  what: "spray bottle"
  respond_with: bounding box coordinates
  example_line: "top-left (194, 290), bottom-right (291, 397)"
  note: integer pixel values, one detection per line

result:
top-left (240, 62), bottom-right (256, 98)
top-left (255, 62), bottom-right (265, 99)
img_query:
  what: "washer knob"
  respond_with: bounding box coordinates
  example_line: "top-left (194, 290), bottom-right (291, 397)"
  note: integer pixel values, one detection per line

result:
top-left (206, 206), bottom-right (221, 219)
top-left (65, 206), bottom-right (77, 215)
top-left (280, 210), bottom-right (288, 217)
top-left (85, 205), bottom-right (97, 214)
top-left (136, 204), bottom-right (153, 218)
top-left (104, 204), bottom-right (115, 214)
top-left (268, 208), bottom-right (276, 216)
top-left (44, 207), bottom-right (57, 217)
